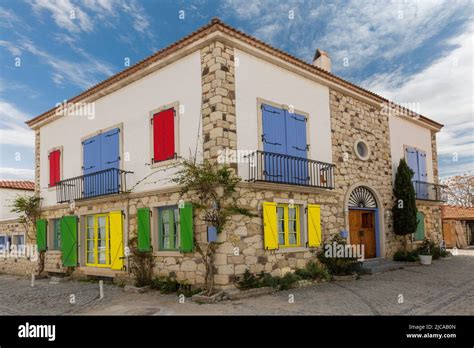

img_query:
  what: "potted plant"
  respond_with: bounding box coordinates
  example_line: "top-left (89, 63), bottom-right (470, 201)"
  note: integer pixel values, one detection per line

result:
top-left (418, 239), bottom-right (432, 265)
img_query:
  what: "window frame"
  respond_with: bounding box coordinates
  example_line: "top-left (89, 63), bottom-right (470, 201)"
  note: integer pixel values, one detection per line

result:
top-left (80, 122), bottom-right (124, 175)
top-left (157, 205), bottom-right (180, 251)
top-left (47, 146), bottom-right (63, 189)
top-left (85, 213), bottom-right (111, 268)
top-left (48, 218), bottom-right (61, 251)
top-left (149, 101), bottom-right (180, 169)
top-left (256, 98), bottom-right (310, 155)
top-left (276, 203), bottom-right (301, 248)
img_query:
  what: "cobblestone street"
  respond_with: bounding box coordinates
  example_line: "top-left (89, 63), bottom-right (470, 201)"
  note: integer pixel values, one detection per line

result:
top-left (0, 252), bottom-right (472, 316)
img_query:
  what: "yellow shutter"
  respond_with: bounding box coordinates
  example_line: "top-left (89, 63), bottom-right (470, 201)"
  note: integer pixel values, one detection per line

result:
top-left (109, 211), bottom-right (124, 270)
top-left (307, 204), bottom-right (322, 247)
top-left (263, 202), bottom-right (278, 250)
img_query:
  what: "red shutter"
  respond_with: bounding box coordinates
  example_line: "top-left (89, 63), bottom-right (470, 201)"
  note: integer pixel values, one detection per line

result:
top-left (153, 108), bottom-right (175, 162)
top-left (49, 150), bottom-right (61, 187)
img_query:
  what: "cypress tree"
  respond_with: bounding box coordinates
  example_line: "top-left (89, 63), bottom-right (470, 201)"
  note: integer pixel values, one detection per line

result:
top-left (393, 158), bottom-right (418, 250)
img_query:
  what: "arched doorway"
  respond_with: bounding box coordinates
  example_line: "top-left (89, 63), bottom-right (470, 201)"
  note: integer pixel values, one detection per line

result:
top-left (347, 186), bottom-right (381, 259)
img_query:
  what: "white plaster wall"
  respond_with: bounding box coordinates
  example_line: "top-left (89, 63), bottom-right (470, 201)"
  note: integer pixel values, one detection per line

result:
top-left (0, 188), bottom-right (34, 221)
top-left (389, 115), bottom-right (434, 182)
top-left (40, 51), bottom-right (202, 207)
top-left (234, 49), bottom-right (333, 180)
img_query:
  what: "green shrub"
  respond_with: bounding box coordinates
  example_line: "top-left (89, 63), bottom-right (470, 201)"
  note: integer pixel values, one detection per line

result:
top-left (151, 276), bottom-right (201, 296)
top-left (417, 238), bottom-right (442, 259)
top-left (440, 249), bottom-right (451, 258)
top-left (295, 261), bottom-right (330, 282)
top-left (317, 235), bottom-right (363, 275)
top-left (237, 269), bottom-right (261, 290)
top-left (151, 276), bottom-right (179, 293)
top-left (393, 250), bottom-right (419, 262)
top-left (258, 272), bottom-right (280, 288)
top-left (279, 272), bottom-right (301, 290)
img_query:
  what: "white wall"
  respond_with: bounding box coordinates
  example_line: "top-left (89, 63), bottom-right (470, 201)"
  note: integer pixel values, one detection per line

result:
top-left (40, 51), bottom-right (202, 207)
top-left (234, 49), bottom-right (333, 180)
top-left (389, 115), bottom-right (434, 182)
top-left (0, 188), bottom-right (34, 221)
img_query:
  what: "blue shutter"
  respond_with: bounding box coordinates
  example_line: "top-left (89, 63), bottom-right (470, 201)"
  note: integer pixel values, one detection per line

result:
top-left (262, 104), bottom-right (287, 183)
top-left (417, 150), bottom-right (428, 199)
top-left (405, 147), bottom-right (419, 181)
top-left (83, 134), bottom-right (102, 198)
top-left (262, 104), bottom-right (286, 154)
top-left (285, 111), bottom-right (308, 184)
top-left (101, 128), bottom-right (120, 194)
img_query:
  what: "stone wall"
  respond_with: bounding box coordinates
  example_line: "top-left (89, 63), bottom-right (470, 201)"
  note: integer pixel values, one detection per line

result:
top-left (200, 40), bottom-right (237, 164)
top-left (416, 203), bottom-right (443, 244)
top-left (0, 220), bottom-right (39, 276)
top-left (328, 90), bottom-right (401, 257)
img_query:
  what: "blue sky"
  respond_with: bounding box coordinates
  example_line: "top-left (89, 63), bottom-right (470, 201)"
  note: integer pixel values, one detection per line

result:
top-left (0, 0), bottom-right (472, 180)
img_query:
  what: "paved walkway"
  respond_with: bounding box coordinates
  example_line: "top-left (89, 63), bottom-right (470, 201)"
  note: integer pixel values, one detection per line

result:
top-left (0, 252), bottom-right (472, 315)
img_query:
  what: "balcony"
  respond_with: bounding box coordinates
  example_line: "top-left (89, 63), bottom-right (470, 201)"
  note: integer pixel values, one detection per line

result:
top-left (56, 168), bottom-right (133, 203)
top-left (245, 150), bottom-right (335, 189)
top-left (413, 181), bottom-right (447, 202)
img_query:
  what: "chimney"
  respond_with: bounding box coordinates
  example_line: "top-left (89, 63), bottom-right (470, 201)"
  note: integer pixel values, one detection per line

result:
top-left (313, 48), bottom-right (331, 72)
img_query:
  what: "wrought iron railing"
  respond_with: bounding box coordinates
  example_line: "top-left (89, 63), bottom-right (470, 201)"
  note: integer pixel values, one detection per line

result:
top-left (245, 150), bottom-right (335, 189)
top-left (413, 181), bottom-right (447, 202)
top-left (56, 168), bottom-right (133, 203)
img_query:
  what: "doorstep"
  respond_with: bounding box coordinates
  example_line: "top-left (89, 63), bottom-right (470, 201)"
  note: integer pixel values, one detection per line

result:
top-left (77, 266), bottom-right (127, 278)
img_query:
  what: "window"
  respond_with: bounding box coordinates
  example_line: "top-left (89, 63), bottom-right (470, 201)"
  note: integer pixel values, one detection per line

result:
top-left (0, 235), bottom-right (9, 251)
top-left (354, 139), bottom-right (370, 161)
top-left (51, 219), bottom-right (61, 250)
top-left (82, 127), bottom-right (121, 196)
top-left (152, 107), bottom-right (176, 163)
top-left (86, 214), bottom-right (110, 267)
top-left (158, 206), bottom-right (180, 250)
top-left (276, 204), bottom-right (301, 248)
top-left (405, 146), bottom-right (428, 199)
top-left (261, 102), bottom-right (308, 184)
top-left (13, 234), bottom-right (25, 253)
top-left (49, 149), bottom-right (61, 187)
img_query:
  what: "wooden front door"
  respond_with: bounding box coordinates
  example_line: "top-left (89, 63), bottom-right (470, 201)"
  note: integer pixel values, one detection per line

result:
top-left (349, 210), bottom-right (377, 259)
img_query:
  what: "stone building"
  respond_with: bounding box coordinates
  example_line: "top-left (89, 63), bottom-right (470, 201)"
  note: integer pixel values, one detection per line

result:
top-left (0, 180), bottom-right (37, 276)
top-left (21, 18), bottom-right (444, 287)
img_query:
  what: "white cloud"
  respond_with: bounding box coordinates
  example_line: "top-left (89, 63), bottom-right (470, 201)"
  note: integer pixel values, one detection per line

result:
top-left (363, 23), bottom-right (473, 172)
top-left (18, 39), bottom-right (114, 89)
top-left (120, 0), bottom-right (151, 35)
top-left (0, 100), bottom-right (34, 148)
top-left (221, 0), bottom-right (471, 72)
top-left (0, 6), bottom-right (21, 28)
top-left (31, 0), bottom-right (93, 33)
top-left (0, 40), bottom-right (21, 56)
top-left (0, 167), bottom-right (35, 179)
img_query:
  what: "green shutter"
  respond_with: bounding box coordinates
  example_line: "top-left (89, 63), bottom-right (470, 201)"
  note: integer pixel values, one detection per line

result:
top-left (137, 208), bottom-right (151, 251)
top-left (36, 219), bottom-right (47, 251)
top-left (179, 203), bottom-right (194, 253)
top-left (414, 212), bottom-right (425, 241)
top-left (60, 216), bottom-right (77, 267)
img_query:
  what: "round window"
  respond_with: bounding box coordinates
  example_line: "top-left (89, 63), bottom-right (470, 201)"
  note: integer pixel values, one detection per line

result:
top-left (354, 139), bottom-right (371, 161)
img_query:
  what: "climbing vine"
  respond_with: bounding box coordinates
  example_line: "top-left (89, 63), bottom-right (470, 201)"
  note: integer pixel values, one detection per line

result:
top-left (172, 159), bottom-right (254, 295)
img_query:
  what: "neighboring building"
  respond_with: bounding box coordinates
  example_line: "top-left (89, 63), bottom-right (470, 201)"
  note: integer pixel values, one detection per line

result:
top-left (441, 205), bottom-right (474, 248)
top-left (0, 180), bottom-right (36, 275)
top-left (22, 19), bottom-right (444, 287)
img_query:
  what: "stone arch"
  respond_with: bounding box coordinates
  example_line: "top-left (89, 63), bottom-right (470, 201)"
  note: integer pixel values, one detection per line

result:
top-left (343, 182), bottom-right (386, 258)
